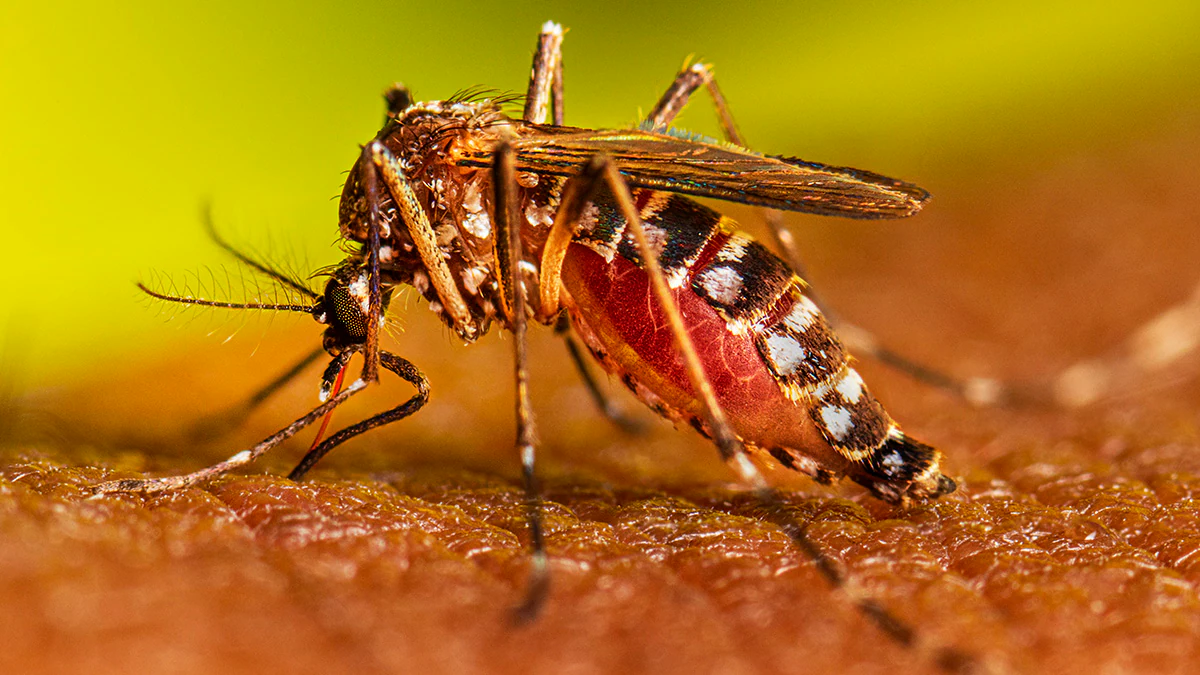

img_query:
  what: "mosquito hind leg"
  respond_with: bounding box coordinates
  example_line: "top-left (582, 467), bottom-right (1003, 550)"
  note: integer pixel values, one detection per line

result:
top-left (554, 151), bottom-right (971, 671)
top-left (644, 63), bottom-right (869, 310)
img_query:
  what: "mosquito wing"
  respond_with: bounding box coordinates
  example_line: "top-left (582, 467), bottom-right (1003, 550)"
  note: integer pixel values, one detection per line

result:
top-left (455, 126), bottom-right (929, 219)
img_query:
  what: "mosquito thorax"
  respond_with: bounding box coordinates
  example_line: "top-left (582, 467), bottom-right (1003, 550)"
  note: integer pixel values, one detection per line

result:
top-left (335, 98), bottom-right (516, 342)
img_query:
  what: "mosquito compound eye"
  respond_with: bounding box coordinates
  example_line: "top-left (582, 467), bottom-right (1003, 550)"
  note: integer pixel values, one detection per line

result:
top-left (327, 282), bottom-right (369, 339)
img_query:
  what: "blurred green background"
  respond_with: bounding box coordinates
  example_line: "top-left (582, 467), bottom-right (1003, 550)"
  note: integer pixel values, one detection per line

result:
top-left (2, 0), bottom-right (1198, 389)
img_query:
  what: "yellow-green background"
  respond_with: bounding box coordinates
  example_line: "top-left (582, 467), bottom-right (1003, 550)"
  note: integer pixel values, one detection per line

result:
top-left (2, 0), bottom-right (1198, 389)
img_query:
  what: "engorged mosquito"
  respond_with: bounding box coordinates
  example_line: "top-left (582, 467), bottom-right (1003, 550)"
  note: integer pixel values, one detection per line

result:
top-left (101, 20), bottom-right (998, 670)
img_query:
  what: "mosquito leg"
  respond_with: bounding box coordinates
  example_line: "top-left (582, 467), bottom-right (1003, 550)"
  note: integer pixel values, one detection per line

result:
top-left (534, 152), bottom-right (643, 434)
top-left (553, 314), bottom-right (645, 434)
top-left (645, 62), bottom-right (848, 304)
top-left (369, 142), bottom-right (474, 339)
top-left (590, 154), bottom-right (756, 478)
top-left (357, 144), bottom-right (387, 383)
top-left (645, 63), bottom-right (1005, 407)
top-left (287, 351), bottom-right (430, 480)
top-left (551, 38), bottom-right (564, 126)
top-left (189, 345), bottom-right (326, 441)
top-left (523, 21), bottom-right (564, 125)
top-left (491, 140), bottom-right (550, 622)
top-left (93, 358), bottom-right (371, 494)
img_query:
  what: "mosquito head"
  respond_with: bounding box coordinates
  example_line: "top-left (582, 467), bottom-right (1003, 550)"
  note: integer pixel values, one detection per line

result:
top-left (313, 262), bottom-right (394, 353)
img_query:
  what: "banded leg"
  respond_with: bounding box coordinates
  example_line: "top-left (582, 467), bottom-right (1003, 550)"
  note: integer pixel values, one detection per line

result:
top-left (367, 142), bottom-right (475, 339)
top-left (645, 64), bottom-right (1003, 406)
top-left (492, 141), bottom-right (549, 621)
top-left (359, 142), bottom-right (388, 382)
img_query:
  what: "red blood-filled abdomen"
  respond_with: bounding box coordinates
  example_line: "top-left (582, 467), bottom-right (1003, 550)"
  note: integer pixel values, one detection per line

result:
top-left (561, 244), bottom-right (839, 466)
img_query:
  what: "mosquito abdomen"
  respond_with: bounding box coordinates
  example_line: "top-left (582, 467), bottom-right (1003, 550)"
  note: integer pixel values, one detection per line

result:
top-left (561, 187), bottom-right (952, 502)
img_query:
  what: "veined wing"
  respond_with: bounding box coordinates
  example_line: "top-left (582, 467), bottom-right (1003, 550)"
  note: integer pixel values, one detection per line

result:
top-left (454, 126), bottom-right (930, 219)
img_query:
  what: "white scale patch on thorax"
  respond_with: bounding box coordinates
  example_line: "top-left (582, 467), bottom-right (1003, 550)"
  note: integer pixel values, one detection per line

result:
top-left (348, 273), bottom-right (371, 316)
top-left (461, 266), bottom-right (489, 295)
top-left (460, 180), bottom-right (493, 239)
top-left (463, 211), bottom-right (491, 239)
top-left (462, 181), bottom-right (483, 212)
top-left (697, 266), bottom-right (743, 306)
top-left (525, 201), bottom-right (555, 228)
top-left (411, 270), bottom-right (430, 294)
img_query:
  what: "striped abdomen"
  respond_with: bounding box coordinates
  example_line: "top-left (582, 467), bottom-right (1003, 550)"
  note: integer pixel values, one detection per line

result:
top-left (559, 186), bottom-right (954, 504)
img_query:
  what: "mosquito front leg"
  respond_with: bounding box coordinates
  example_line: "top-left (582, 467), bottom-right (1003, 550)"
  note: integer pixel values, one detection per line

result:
top-left (368, 142), bottom-right (475, 339)
top-left (523, 21), bottom-right (564, 125)
top-left (288, 350), bottom-right (430, 480)
top-left (94, 363), bottom-right (371, 494)
top-left (354, 144), bottom-right (390, 382)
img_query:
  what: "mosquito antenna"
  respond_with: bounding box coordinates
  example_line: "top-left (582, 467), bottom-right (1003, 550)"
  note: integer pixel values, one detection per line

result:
top-left (200, 204), bottom-right (320, 300)
top-left (137, 282), bottom-right (314, 314)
